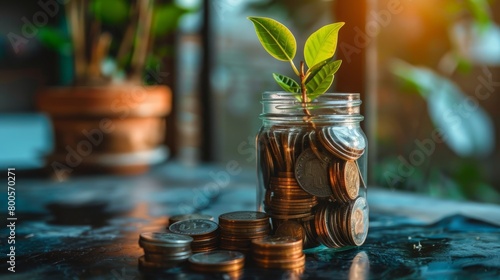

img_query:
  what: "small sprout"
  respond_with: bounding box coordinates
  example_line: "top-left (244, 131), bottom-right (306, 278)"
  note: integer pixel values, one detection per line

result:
top-left (248, 16), bottom-right (344, 104)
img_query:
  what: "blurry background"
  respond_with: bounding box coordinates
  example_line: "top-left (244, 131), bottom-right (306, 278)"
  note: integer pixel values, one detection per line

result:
top-left (0, 0), bottom-right (499, 202)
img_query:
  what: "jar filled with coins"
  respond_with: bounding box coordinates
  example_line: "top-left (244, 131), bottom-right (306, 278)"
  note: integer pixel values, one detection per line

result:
top-left (257, 92), bottom-right (369, 249)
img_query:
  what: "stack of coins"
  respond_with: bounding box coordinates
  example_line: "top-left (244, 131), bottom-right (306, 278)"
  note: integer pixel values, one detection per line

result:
top-left (189, 250), bottom-right (245, 273)
top-left (329, 160), bottom-right (360, 203)
top-left (169, 213), bottom-right (215, 225)
top-left (169, 219), bottom-right (219, 253)
top-left (264, 168), bottom-right (319, 248)
top-left (315, 196), bottom-right (369, 248)
top-left (218, 211), bottom-right (271, 253)
top-left (138, 232), bottom-right (193, 269)
top-left (252, 236), bottom-right (305, 269)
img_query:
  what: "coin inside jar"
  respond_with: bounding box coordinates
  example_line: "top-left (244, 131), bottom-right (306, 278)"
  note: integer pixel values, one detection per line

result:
top-left (295, 148), bottom-right (333, 197)
top-left (348, 196), bottom-right (369, 246)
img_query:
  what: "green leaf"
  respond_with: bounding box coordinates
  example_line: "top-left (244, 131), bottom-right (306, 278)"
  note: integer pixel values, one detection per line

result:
top-left (391, 60), bottom-right (495, 157)
top-left (273, 73), bottom-right (301, 95)
top-left (152, 4), bottom-right (192, 36)
top-left (305, 57), bottom-right (331, 83)
top-left (90, 0), bottom-right (129, 25)
top-left (466, 0), bottom-right (492, 30)
top-left (247, 16), bottom-right (296, 61)
top-left (305, 59), bottom-right (342, 99)
top-left (304, 22), bottom-right (344, 68)
top-left (37, 27), bottom-right (71, 54)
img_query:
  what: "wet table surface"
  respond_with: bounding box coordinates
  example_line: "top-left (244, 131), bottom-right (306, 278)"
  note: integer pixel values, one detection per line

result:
top-left (1, 162), bottom-right (500, 279)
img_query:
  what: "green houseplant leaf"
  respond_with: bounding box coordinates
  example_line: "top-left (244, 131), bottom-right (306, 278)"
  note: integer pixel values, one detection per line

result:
top-left (90, 0), bottom-right (129, 25)
top-left (273, 73), bottom-right (301, 97)
top-left (247, 16), bottom-right (296, 62)
top-left (38, 27), bottom-right (71, 54)
top-left (304, 22), bottom-right (344, 68)
top-left (306, 59), bottom-right (342, 99)
top-left (152, 4), bottom-right (192, 36)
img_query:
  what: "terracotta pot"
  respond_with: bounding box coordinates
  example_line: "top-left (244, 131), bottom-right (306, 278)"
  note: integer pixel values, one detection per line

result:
top-left (37, 85), bottom-right (171, 177)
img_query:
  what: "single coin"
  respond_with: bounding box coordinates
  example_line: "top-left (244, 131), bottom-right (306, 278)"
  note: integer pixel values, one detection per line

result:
top-left (139, 241), bottom-right (192, 254)
top-left (343, 161), bottom-right (360, 200)
top-left (169, 214), bottom-right (214, 224)
top-left (275, 220), bottom-right (306, 242)
top-left (349, 197), bottom-right (369, 246)
top-left (252, 235), bottom-right (302, 249)
top-left (144, 251), bottom-right (191, 263)
top-left (189, 250), bottom-right (245, 265)
top-left (139, 232), bottom-right (193, 244)
top-left (169, 219), bottom-right (218, 236)
top-left (295, 148), bottom-right (333, 197)
top-left (219, 211), bottom-right (269, 223)
top-left (332, 126), bottom-right (366, 152)
top-left (189, 250), bottom-right (245, 272)
top-left (324, 126), bottom-right (365, 160)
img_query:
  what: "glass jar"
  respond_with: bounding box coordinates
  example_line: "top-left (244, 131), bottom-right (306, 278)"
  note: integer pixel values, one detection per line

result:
top-left (256, 92), bottom-right (369, 249)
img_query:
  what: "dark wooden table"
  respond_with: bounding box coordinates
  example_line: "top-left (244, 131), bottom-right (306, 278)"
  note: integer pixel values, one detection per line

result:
top-left (1, 162), bottom-right (500, 279)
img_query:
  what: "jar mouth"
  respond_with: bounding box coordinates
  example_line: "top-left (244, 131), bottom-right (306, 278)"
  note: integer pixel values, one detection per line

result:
top-left (261, 92), bottom-right (363, 122)
top-left (262, 91), bottom-right (360, 100)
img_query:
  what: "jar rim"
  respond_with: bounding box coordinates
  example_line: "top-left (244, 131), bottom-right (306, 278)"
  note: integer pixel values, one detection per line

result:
top-left (260, 91), bottom-right (363, 122)
top-left (262, 91), bottom-right (360, 101)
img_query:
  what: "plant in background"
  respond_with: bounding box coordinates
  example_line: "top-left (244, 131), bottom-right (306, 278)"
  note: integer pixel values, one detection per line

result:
top-left (389, 0), bottom-right (500, 202)
top-left (248, 16), bottom-right (344, 105)
top-left (38, 0), bottom-right (193, 85)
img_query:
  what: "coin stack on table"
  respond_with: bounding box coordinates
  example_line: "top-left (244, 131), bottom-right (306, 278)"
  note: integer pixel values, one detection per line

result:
top-left (258, 126), bottom-right (369, 248)
top-left (169, 219), bottom-right (219, 253)
top-left (138, 232), bottom-right (193, 269)
top-left (189, 250), bottom-right (245, 273)
top-left (251, 236), bottom-right (305, 269)
top-left (218, 211), bottom-right (271, 253)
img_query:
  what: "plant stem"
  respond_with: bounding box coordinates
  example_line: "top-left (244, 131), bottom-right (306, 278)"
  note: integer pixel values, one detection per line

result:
top-left (290, 60), bottom-right (300, 77)
top-left (299, 61), bottom-right (315, 128)
top-left (131, 0), bottom-right (153, 82)
top-left (299, 61), bottom-right (307, 103)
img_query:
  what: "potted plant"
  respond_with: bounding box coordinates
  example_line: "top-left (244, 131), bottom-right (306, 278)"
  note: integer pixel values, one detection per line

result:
top-left (36, 0), bottom-right (191, 178)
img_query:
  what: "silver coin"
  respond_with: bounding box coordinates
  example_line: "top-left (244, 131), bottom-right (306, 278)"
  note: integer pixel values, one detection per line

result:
top-left (169, 214), bottom-right (214, 224)
top-left (188, 250), bottom-right (245, 265)
top-left (168, 219), bottom-right (218, 236)
top-left (139, 232), bottom-right (193, 244)
top-left (295, 148), bottom-right (333, 197)
top-left (349, 197), bottom-right (369, 246)
top-left (318, 128), bottom-right (355, 161)
top-left (324, 126), bottom-right (365, 160)
top-left (145, 251), bottom-right (192, 262)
